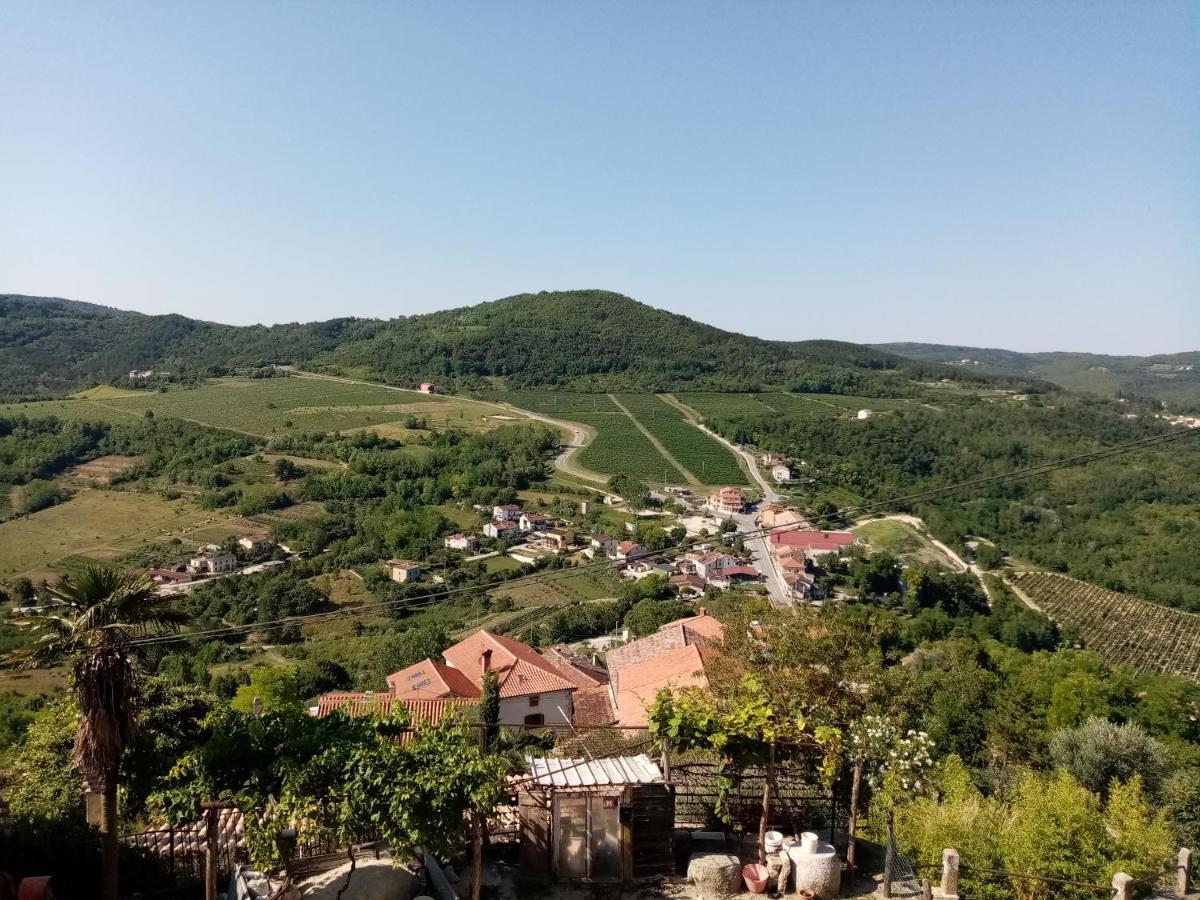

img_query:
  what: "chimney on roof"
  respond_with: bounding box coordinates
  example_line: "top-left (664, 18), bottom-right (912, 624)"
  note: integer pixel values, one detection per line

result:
top-left (698, 606), bottom-right (707, 617)
top-left (481, 648), bottom-right (493, 678)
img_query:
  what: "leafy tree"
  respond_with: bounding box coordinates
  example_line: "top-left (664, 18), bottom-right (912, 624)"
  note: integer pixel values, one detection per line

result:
top-left (0, 697), bottom-right (82, 826)
top-left (231, 667), bottom-right (302, 715)
top-left (624, 597), bottom-right (692, 637)
top-left (1163, 766), bottom-right (1200, 850)
top-left (272, 457), bottom-right (302, 481)
top-left (1049, 718), bottom-right (1170, 800)
top-left (4, 567), bottom-right (189, 900)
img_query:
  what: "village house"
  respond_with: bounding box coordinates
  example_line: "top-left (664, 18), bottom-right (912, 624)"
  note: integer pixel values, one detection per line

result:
top-left (387, 560), bottom-right (423, 583)
top-left (318, 631), bottom-right (583, 729)
top-left (443, 533), bottom-right (478, 551)
top-left (147, 567), bottom-right (190, 585)
top-left (706, 564), bottom-right (762, 589)
top-left (710, 486), bottom-right (747, 515)
top-left (314, 695), bottom-right (476, 743)
top-left (784, 570), bottom-right (817, 600)
top-left (587, 533), bottom-right (620, 559)
top-left (483, 519), bottom-right (520, 539)
top-left (237, 532), bottom-right (272, 555)
top-left (492, 503), bottom-right (523, 522)
top-left (519, 512), bottom-right (552, 532)
top-left (418, 382), bottom-right (441, 394)
top-left (769, 529), bottom-right (855, 560)
top-left (771, 464), bottom-right (791, 483)
top-left (757, 504), bottom-right (806, 531)
top-left (614, 540), bottom-right (648, 562)
top-left (403, 631), bottom-right (577, 727)
top-left (760, 452), bottom-right (784, 466)
top-left (186, 545), bottom-right (237, 576)
top-left (691, 551), bottom-right (739, 582)
top-left (541, 527), bottom-right (575, 551)
top-left (624, 556), bottom-right (675, 580)
top-left (539, 644), bottom-right (615, 725)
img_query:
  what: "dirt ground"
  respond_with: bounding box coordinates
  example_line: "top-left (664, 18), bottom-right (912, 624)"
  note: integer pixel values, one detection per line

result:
top-left (69, 454), bottom-right (143, 482)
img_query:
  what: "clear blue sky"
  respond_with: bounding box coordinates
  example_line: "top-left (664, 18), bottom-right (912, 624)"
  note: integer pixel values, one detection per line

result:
top-left (1, 1), bottom-right (1196, 354)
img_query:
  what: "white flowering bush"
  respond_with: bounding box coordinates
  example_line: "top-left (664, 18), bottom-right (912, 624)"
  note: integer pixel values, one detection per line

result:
top-left (849, 715), bottom-right (935, 792)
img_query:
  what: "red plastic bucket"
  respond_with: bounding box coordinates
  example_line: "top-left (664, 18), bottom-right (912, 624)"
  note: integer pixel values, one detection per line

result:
top-left (742, 862), bottom-right (770, 893)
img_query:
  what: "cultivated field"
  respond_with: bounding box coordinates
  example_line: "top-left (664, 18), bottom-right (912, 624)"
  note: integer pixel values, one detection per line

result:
top-left (1012, 572), bottom-right (1200, 681)
top-left (0, 376), bottom-right (503, 438)
top-left (485, 390), bottom-right (749, 485)
top-left (485, 391), bottom-right (684, 483)
top-left (0, 488), bottom-right (219, 581)
top-left (612, 394), bottom-right (747, 485)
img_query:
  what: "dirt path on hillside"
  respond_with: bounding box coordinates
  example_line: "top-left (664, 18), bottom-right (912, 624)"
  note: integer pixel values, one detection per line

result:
top-left (660, 394), bottom-right (775, 499)
top-left (606, 394), bottom-right (696, 485)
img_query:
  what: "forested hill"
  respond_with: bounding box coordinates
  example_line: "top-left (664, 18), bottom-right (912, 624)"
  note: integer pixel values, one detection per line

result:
top-left (0, 291), bottom-right (1035, 400)
top-left (0, 294), bottom-right (370, 400)
top-left (876, 341), bottom-right (1200, 411)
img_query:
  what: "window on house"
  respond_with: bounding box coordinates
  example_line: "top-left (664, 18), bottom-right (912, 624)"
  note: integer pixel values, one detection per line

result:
top-left (529, 694), bottom-right (540, 707)
top-left (524, 714), bottom-right (544, 727)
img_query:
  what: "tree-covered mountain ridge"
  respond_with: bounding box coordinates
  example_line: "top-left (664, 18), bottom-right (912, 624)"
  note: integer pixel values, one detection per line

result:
top-left (875, 341), bottom-right (1200, 411)
top-left (1, 290), bottom-right (1039, 399)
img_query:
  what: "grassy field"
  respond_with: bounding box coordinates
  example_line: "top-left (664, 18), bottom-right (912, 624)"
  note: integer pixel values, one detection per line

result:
top-left (613, 394), bottom-right (747, 485)
top-left (485, 391), bottom-right (684, 484)
top-left (0, 487), bottom-right (224, 581)
top-left (853, 518), bottom-right (953, 568)
top-left (0, 376), bottom-right (503, 438)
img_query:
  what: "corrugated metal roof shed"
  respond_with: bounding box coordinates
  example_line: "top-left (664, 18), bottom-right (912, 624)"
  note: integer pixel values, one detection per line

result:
top-left (526, 754), bottom-right (664, 788)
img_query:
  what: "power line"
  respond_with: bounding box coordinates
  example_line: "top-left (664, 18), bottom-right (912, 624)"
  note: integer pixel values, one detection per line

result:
top-left (128, 424), bottom-right (1200, 648)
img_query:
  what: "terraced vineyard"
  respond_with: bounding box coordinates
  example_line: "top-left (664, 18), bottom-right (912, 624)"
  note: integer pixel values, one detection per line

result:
top-left (614, 394), bottom-right (747, 485)
top-left (1013, 572), bottom-right (1200, 681)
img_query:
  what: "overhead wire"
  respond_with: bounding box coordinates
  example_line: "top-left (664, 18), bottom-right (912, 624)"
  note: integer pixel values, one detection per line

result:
top-left (127, 423), bottom-right (1200, 648)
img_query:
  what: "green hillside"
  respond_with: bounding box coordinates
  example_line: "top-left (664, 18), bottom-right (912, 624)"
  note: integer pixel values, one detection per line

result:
top-left (876, 341), bottom-right (1200, 411)
top-left (1, 291), bottom-right (1032, 400)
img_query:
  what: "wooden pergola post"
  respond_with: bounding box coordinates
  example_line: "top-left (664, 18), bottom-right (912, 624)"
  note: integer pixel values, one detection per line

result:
top-left (201, 799), bottom-right (233, 900)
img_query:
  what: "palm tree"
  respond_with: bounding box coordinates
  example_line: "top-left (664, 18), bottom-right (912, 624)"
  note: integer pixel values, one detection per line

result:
top-left (4, 566), bottom-right (190, 900)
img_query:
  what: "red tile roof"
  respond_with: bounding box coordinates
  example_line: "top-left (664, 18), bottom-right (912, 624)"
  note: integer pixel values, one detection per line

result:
top-left (604, 611), bottom-right (724, 675)
top-left (540, 645), bottom-right (609, 690)
top-left (443, 631), bottom-right (577, 698)
top-left (718, 566), bottom-right (760, 579)
top-left (612, 644), bottom-right (714, 727)
top-left (147, 567), bottom-right (189, 582)
top-left (315, 693), bottom-right (476, 725)
top-left (769, 530), bottom-right (854, 552)
top-left (387, 658), bottom-right (482, 700)
top-left (572, 686), bottom-right (618, 726)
